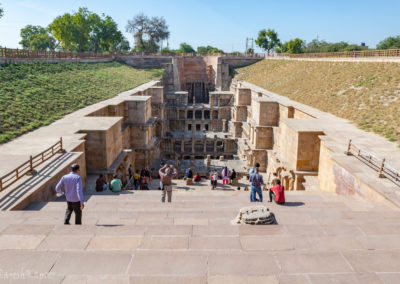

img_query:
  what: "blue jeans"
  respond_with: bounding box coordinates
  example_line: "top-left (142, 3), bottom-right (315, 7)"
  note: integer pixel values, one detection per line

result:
top-left (250, 185), bottom-right (263, 202)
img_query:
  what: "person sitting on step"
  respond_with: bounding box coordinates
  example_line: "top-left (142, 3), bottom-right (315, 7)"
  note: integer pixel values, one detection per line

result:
top-left (269, 179), bottom-right (285, 205)
top-left (194, 172), bottom-right (201, 182)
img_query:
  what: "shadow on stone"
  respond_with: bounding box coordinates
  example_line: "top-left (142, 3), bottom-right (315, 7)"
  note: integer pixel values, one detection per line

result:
top-left (282, 201), bottom-right (305, 207)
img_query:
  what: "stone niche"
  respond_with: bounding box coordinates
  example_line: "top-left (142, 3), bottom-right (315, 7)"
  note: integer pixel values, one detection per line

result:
top-left (148, 86), bottom-right (164, 104)
top-left (254, 127), bottom-right (273, 149)
top-left (252, 98), bottom-right (279, 126)
top-left (131, 124), bottom-right (153, 148)
top-left (279, 118), bottom-right (324, 172)
top-left (232, 105), bottom-right (247, 122)
top-left (235, 88), bottom-right (252, 105)
top-left (125, 96), bottom-right (152, 124)
top-left (165, 91), bottom-right (188, 106)
top-left (209, 91), bottom-right (233, 106)
top-left (79, 117), bottom-right (123, 171)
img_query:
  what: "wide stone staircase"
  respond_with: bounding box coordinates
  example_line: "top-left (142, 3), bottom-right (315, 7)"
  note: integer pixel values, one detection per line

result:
top-left (0, 177), bottom-right (399, 283)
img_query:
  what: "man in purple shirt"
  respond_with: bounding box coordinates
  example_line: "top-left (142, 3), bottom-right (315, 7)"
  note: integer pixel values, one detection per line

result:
top-left (55, 164), bottom-right (85, 225)
top-left (249, 168), bottom-right (264, 202)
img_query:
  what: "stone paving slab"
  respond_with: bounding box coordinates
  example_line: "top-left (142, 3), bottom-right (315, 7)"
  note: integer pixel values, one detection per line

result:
top-left (128, 276), bottom-right (206, 284)
top-left (0, 179), bottom-right (400, 282)
top-left (87, 236), bottom-right (141, 251)
top-left (0, 251), bottom-right (58, 273)
top-left (139, 236), bottom-right (188, 250)
top-left (62, 275), bottom-right (129, 284)
top-left (0, 235), bottom-right (45, 250)
top-left (38, 235), bottom-right (91, 251)
top-left (50, 252), bottom-right (132, 275)
top-left (208, 253), bottom-right (280, 276)
top-left (128, 252), bottom-right (207, 276)
top-left (276, 252), bottom-right (353, 273)
top-left (307, 273), bottom-right (383, 284)
top-left (343, 251), bottom-right (400, 273)
top-left (208, 275), bottom-right (278, 284)
top-left (189, 236), bottom-right (241, 250)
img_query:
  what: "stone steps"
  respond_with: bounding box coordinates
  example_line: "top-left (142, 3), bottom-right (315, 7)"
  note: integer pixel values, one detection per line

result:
top-left (0, 178), bottom-right (399, 283)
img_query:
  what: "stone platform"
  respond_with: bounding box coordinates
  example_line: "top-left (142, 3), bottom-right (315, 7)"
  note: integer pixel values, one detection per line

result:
top-left (0, 177), bottom-right (399, 283)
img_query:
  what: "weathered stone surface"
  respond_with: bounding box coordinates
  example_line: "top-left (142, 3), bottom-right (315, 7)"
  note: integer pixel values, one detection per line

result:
top-left (233, 205), bottom-right (276, 225)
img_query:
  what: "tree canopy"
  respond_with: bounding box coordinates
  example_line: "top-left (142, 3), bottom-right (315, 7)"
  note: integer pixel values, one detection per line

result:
top-left (48, 7), bottom-right (124, 53)
top-left (279, 38), bottom-right (304, 54)
top-left (197, 45), bottom-right (224, 54)
top-left (20, 25), bottom-right (56, 50)
top-left (178, 42), bottom-right (195, 53)
top-left (255, 29), bottom-right (280, 54)
top-left (376, 36), bottom-right (400, 50)
top-left (0, 3), bottom-right (4, 19)
top-left (126, 13), bottom-right (169, 52)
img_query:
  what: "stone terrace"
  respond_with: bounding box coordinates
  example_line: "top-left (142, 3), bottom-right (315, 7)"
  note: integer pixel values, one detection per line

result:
top-left (0, 177), bottom-right (400, 283)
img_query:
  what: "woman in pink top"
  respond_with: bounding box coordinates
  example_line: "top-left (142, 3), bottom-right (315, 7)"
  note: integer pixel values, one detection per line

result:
top-left (221, 167), bottom-right (230, 185)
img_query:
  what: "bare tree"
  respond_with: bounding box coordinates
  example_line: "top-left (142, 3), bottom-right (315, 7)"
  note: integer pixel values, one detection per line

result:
top-left (126, 13), bottom-right (169, 52)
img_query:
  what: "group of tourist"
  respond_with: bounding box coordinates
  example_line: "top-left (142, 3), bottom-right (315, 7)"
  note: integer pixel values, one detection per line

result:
top-left (208, 167), bottom-right (237, 190)
top-left (184, 168), bottom-right (202, 182)
top-left (55, 161), bottom-right (285, 225)
top-left (94, 165), bottom-right (155, 193)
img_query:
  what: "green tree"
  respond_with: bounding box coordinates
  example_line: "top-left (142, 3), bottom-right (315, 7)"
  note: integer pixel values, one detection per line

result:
top-left (178, 42), bottom-right (195, 53)
top-left (49, 7), bottom-right (93, 52)
top-left (255, 29), bottom-right (280, 54)
top-left (280, 38), bottom-right (304, 54)
top-left (49, 8), bottom-right (124, 53)
top-left (377, 36), bottom-right (400, 49)
top-left (126, 13), bottom-right (169, 52)
top-left (20, 25), bottom-right (56, 50)
top-left (0, 3), bottom-right (4, 19)
top-left (90, 14), bottom-right (123, 53)
top-left (197, 45), bottom-right (224, 54)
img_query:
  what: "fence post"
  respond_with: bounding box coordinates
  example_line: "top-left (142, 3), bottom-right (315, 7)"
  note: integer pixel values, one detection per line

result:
top-left (378, 158), bottom-right (385, 178)
top-left (30, 155), bottom-right (33, 172)
top-left (59, 137), bottom-right (63, 152)
top-left (346, 139), bottom-right (352, 155)
top-left (0, 178), bottom-right (2, 192)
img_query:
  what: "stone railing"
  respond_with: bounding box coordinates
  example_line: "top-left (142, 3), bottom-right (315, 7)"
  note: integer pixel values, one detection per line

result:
top-left (0, 47), bottom-right (113, 59)
top-left (1, 47), bottom-right (264, 60)
top-left (274, 49), bottom-right (400, 59)
top-left (346, 139), bottom-right (400, 186)
top-left (0, 138), bottom-right (63, 192)
top-left (116, 51), bottom-right (265, 58)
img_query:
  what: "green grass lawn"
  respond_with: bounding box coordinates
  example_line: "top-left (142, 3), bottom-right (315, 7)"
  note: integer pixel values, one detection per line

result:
top-left (236, 59), bottom-right (400, 146)
top-left (0, 61), bottom-right (163, 144)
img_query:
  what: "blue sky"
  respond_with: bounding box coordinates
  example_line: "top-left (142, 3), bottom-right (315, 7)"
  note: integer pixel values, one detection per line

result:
top-left (1, 0), bottom-right (399, 52)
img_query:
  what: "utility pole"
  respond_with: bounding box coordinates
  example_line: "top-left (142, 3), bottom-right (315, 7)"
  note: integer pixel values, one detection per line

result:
top-left (245, 37), bottom-right (254, 54)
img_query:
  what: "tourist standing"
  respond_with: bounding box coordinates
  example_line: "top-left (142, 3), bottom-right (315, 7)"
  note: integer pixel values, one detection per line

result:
top-left (230, 169), bottom-right (237, 184)
top-left (55, 164), bottom-right (84, 225)
top-left (210, 170), bottom-right (218, 190)
top-left (110, 174), bottom-right (123, 192)
top-left (249, 168), bottom-right (264, 202)
top-left (134, 170), bottom-right (140, 190)
top-left (159, 164), bottom-right (178, 202)
top-left (221, 166), bottom-right (230, 185)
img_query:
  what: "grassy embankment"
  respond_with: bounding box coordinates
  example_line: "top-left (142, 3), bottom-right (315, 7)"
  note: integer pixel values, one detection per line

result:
top-left (235, 59), bottom-right (400, 146)
top-left (0, 62), bottom-right (163, 144)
